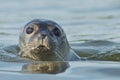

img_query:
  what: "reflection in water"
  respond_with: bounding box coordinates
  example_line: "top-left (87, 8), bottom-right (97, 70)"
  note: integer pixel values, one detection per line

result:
top-left (71, 40), bottom-right (120, 61)
top-left (22, 61), bottom-right (69, 74)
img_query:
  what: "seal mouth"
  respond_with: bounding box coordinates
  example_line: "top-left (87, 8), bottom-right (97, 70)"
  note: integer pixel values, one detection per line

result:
top-left (37, 45), bottom-right (50, 50)
top-left (38, 45), bottom-right (45, 48)
top-left (33, 45), bottom-right (50, 53)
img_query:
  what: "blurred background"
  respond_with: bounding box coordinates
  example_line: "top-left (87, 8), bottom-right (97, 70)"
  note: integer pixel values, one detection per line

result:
top-left (0, 0), bottom-right (120, 45)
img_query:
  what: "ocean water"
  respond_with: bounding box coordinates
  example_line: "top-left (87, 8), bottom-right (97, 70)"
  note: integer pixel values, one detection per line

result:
top-left (0, 0), bottom-right (120, 80)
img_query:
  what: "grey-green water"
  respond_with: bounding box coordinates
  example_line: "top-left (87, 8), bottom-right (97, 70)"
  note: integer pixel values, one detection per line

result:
top-left (0, 0), bottom-right (120, 80)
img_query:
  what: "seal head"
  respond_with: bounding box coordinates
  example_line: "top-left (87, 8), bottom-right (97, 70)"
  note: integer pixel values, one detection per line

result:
top-left (19, 19), bottom-right (71, 61)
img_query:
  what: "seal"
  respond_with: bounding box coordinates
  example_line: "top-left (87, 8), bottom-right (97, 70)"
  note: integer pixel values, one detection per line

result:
top-left (18, 19), bottom-right (80, 61)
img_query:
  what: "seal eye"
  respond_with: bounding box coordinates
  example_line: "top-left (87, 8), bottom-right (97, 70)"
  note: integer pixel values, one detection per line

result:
top-left (53, 28), bottom-right (61, 37)
top-left (26, 27), bottom-right (34, 34)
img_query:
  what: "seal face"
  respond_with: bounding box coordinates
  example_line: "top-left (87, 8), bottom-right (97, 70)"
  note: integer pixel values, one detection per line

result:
top-left (19, 19), bottom-right (80, 61)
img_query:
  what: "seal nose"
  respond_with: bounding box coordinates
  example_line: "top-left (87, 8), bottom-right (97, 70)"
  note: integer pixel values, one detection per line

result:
top-left (41, 33), bottom-right (46, 39)
top-left (40, 31), bottom-right (47, 39)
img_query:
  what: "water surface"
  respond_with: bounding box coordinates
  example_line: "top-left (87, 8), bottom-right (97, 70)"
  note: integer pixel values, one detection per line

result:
top-left (0, 0), bottom-right (120, 80)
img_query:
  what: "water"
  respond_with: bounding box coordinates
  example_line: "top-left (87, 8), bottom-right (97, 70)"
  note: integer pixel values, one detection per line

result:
top-left (0, 0), bottom-right (120, 80)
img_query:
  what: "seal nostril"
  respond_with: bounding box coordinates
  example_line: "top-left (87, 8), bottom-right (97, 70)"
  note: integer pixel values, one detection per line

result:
top-left (41, 33), bottom-right (46, 39)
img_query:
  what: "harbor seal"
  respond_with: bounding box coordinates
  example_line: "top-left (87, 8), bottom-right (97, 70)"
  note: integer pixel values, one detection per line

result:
top-left (18, 19), bottom-right (80, 61)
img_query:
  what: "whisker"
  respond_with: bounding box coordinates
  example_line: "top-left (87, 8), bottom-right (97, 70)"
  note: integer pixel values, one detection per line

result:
top-left (56, 47), bottom-right (66, 58)
top-left (54, 47), bottom-right (66, 61)
top-left (54, 50), bottom-right (65, 61)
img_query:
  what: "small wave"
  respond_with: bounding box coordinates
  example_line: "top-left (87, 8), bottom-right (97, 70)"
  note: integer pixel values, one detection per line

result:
top-left (0, 32), bottom-right (11, 35)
